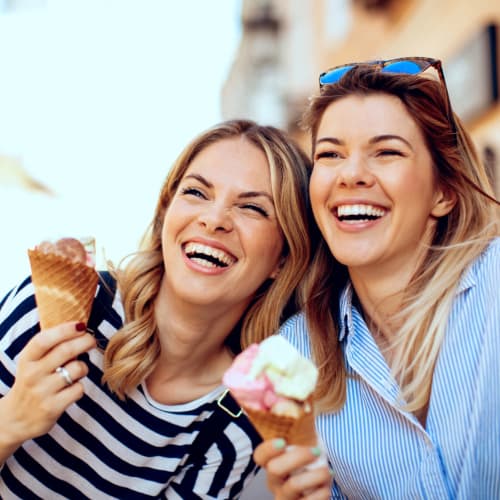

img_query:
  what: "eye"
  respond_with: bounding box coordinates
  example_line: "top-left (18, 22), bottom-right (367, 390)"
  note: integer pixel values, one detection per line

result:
top-left (377, 149), bottom-right (405, 157)
top-left (180, 186), bottom-right (207, 199)
top-left (240, 203), bottom-right (269, 217)
top-left (314, 150), bottom-right (342, 161)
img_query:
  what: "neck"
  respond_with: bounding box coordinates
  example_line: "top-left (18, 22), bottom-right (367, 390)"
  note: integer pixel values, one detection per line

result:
top-left (148, 277), bottom-right (243, 390)
top-left (350, 268), bottom-right (413, 350)
top-left (348, 243), bottom-right (429, 341)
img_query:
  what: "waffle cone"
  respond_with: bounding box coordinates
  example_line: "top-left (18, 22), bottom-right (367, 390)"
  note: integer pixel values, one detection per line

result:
top-left (28, 248), bottom-right (99, 330)
top-left (243, 400), bottom-right (317, 446)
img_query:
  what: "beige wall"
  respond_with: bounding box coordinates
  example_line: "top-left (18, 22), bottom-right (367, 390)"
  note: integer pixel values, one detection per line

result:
top-left (311, 0), bottom-right (500, 194)
top-left (223, 0), bottom-right (500, 195)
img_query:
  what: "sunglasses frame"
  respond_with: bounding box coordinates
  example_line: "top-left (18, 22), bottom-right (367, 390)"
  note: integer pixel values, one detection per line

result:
top-left (318, 57), bottom-right (455, 132)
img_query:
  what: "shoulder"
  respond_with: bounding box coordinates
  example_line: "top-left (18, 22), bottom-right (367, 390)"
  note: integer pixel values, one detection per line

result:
top-left (88, 271), bottom-right (124, 342)
top-left (462, 237), bottom-right (500, 296)
top-left (277, 312), bottom-right (313, 360)
top-left (471, 237), bottom-right (500, 271)
top-left (451, 238), bottom-right (500, 344)
top-left (0, 276), bottom-right (39, 355)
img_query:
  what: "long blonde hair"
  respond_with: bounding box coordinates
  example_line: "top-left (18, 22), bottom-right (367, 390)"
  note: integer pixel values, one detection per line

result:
top-left (103, 120), bottom-right (312, 399)
top-left (301, 65), bottom-right (500, 412)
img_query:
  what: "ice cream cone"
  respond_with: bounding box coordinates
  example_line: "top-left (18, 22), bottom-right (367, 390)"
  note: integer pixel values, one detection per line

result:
top-left (28, 248), bottom-right (99, 330)
top-left (243, 400), bottom-right (317, 446)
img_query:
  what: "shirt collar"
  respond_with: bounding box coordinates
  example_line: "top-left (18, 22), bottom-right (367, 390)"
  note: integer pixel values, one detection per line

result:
top-left (338, 259), bottom-right (478, 343)
top-left (338, 282), bottom-right (354, 342)
top-left (456, 260), bottom-right (477, 295)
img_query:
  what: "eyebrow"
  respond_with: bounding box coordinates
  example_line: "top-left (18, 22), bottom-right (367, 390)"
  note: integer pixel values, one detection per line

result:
top-left (316, 134), bottom-right (414, 150)
top-left (183, 173), bottom-right (274, 203)
top-left (370, 134), bottom-right (414, 150)
top-left (316, 137), bottom-right (343, 147)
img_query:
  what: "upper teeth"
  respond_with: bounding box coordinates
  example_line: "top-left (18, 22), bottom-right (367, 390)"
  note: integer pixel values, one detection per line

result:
top-left (337, 204), bottom-right (386, 217)
top-left (184, 242), bottom-right (236, 266)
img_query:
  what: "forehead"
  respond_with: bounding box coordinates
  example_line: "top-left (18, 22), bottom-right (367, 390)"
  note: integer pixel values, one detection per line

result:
top-left (183, 137), bottom-right (273, 190)
top-left (318, 93), bottom-right (422, 139)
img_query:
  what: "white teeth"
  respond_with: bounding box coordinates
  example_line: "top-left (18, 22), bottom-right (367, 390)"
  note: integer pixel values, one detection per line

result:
top-left (184, 242), bottom-right (236, 267)
top-left (337, 204), bottom-right (386, 218)
top-left (191, 257), bottom-right (218, 268)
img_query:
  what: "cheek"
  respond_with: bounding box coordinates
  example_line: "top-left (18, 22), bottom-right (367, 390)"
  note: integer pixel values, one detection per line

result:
top-left (160, 206), bottom-right (183, 248)
top-left (309, 167), bottom-right (334, 210)
top-left (256, 227), bottom-right (284, 266)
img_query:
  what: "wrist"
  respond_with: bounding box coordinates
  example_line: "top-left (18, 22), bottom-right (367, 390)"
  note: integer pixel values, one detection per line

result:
top-left (0, 394), bottom-right (27, 454)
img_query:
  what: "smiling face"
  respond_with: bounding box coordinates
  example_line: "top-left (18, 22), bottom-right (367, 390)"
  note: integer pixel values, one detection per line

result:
top-left (310, 93), bottom-right (454, 281)
top-left (160, 136), bottom-right (285, 314)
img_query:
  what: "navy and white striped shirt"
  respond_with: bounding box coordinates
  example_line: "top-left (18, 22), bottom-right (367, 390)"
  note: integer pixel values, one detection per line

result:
top-left (280, 237), bottom-right (500, 499)
top-left (0, 277), bottom-right (260, 499)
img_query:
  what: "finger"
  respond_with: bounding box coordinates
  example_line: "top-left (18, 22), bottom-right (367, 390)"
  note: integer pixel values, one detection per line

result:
top-left (51, 360), bottom-right (90, 391)
top-left (49, 380), bottom-right (86, 414)
top-left (44, 332), bottom-right (96, 372)
top-left (267, 445), bottom-right (320, 478)
top-left (303, 486), bottom-right (332, 500)
top-left (22, 322), bottom-right (89, 361)
top-left (283, 466), bottom-right (333, 499)
top-left (254, 438), bottom-right (287, 467)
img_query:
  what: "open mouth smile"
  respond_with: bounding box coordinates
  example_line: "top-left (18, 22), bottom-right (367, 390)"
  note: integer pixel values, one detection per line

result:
top-left (336, 204), bottom-right (387, 223)
top-left (184, 242), bottom-right (237, 269)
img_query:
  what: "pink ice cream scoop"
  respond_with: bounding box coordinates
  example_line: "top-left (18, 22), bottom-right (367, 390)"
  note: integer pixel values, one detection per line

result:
top-left (222, 345), bottom-right (280, 410)
top-left (223, 336), bottom-right (318, 414)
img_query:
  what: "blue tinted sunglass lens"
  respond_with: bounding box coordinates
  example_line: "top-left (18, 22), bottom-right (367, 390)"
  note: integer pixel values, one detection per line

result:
top-left (320, 65), bottom-right (355, 85)
top-left (382, 60), bottom-right (425, 75)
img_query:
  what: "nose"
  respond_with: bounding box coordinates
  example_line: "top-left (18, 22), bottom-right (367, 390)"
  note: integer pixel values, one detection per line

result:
top-left (336, 154), bottom-right (375, 188)
top-left (198, 202), bottom-right (233, 233)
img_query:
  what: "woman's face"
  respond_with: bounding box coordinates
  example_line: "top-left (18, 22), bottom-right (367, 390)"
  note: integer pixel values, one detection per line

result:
top-left (160, 136), bottom-right (284, 313)
top-left (310, 93), bottom-right (453, 279)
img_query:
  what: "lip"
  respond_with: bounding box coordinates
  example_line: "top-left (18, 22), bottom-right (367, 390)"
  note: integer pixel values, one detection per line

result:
top-left (181, 237), bottom-right (238, 275)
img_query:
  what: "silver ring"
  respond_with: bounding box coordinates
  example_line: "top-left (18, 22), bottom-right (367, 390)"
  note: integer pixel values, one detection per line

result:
top-left (56, 366), bottom-right (73, 386)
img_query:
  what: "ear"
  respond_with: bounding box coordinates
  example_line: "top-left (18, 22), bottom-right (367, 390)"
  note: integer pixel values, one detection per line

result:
top-left (431, 185), bottom-right (457, 218)
top-left (269, 256), bottom-right (286, 280)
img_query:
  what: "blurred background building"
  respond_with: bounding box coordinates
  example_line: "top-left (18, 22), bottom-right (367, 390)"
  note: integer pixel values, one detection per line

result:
top-left (222, 0), bottom-right (500, 196)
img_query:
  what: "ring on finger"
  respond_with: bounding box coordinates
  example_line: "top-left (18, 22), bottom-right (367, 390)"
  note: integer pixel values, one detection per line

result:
top-left (56, 366), bottom-right (73, 386)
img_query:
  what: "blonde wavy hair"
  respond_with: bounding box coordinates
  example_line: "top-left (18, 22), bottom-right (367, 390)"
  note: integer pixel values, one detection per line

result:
top-left (103, 120), bottom-right (312, 399)
top-left (301, 65), bottom-right (500, 413)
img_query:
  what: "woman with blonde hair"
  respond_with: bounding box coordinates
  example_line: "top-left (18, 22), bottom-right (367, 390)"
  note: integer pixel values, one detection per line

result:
top-left (0, 119), bottom-right (312, 498)
top-left (255, 59), bottom-right (500, 499)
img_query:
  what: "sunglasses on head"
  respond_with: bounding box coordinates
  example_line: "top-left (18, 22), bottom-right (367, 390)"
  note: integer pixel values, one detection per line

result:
top-left (319, 57), bottom-right (455, 131)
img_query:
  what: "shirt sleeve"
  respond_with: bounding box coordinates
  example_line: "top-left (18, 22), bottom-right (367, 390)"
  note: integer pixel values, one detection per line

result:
top-left (473, 240), bottom-right (500, 496)
top-left (0, 277), bottom-right (39, 397)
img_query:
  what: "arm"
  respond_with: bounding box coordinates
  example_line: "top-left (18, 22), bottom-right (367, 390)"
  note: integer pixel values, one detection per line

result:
top-left (254, 439), bottom-right (332, 500)
top-left (0, 316), bottom-right (96, 466)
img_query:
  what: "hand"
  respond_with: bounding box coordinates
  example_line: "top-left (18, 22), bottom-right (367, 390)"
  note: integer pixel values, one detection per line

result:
top-left (0, 322), bottom-right (96, 451)
top-left (254, 438), bottom-right (332, 500)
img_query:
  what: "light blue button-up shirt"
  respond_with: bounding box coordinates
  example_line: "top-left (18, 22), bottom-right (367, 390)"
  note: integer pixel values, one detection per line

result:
top-left (280, 238), bottom-right (500, 499)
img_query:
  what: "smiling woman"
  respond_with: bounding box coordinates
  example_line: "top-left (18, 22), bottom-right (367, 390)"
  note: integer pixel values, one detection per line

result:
top-left (158, 137), bottom-right (285, 317)
top-left (254, 61), bottom-right (500, 499)
top-left (0, 119), bottom-right (312, 498)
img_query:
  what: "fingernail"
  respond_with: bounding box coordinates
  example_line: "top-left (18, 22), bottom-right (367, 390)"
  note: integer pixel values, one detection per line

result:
top-left (75, 322), bottom-right (86, 332)
top-left (329, 469), bottom-right (335, 477)
top-left (273, 438), bottom-right (286, 450)
top-left (311, 446), bottom-right (322, 457)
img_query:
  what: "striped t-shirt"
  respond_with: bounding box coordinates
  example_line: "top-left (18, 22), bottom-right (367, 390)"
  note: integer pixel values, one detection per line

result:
top-left (280, 237), bottom-right (500, 499)
top-left (0, 277), bottom-right (261, 499)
